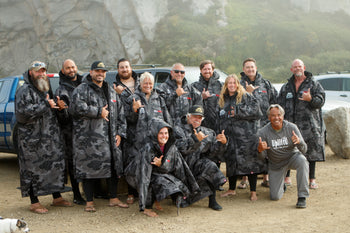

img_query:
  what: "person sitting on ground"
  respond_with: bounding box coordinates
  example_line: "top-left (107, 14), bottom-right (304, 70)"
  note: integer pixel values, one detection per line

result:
top-left (125, 119), bottom-right (200, 217)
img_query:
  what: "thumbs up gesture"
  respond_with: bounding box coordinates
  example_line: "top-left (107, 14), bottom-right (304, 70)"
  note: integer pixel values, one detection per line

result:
top-left (216, 130), bottom-right (227, 144)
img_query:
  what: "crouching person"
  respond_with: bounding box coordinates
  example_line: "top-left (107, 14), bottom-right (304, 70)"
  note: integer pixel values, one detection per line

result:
top-left (174, 105), bottom-right (227, 210)
top-left (257, 104), bottom-right (309, 208)
top-left (125, 119), bottom-right (199, 217)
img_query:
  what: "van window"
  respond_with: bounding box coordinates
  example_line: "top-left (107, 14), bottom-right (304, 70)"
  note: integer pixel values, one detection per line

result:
top-left (318, 78), bottom-right (341, 91)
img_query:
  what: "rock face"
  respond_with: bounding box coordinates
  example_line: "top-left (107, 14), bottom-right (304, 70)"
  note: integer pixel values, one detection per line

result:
top-left (324, 107), bottom-right (350, 159)
top-left (290, 0), bottom-right (350, 15)
top-left (0, 0), bottom-right (227, 76)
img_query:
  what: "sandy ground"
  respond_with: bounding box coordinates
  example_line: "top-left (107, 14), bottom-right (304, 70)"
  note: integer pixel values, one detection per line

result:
top-left (0, 145), bottom-right (349, 233)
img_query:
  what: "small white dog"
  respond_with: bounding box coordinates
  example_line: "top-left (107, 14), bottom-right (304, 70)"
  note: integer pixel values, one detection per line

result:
top-left (0, 217), bottom-right (29, 233)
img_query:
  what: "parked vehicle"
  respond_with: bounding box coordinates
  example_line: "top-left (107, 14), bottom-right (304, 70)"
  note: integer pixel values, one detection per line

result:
top-left (0, 73), bottom-right (59, 153)
top-left (0, 67), bottom-right (227, 154)
top-left (104, 66), bottom-right (228, 86)
top-left (314, 72), bottom-right (350, 113)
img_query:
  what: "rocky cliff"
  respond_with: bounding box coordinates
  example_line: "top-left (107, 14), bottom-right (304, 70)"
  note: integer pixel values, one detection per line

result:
top-left (0, 0), bottom-right (227, 76)
top-left (0, 0), bottom-right (348, 76)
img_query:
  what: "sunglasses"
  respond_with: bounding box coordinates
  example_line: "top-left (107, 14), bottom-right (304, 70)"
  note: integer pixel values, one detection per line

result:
top-left (31, 62), bottom-right (46, 68)
top-left (173, 70), bottom-right (185, 74)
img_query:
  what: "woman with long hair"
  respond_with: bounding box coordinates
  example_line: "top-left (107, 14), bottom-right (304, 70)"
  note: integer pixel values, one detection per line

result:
top-left (218, 74), bottom-right (266, 201)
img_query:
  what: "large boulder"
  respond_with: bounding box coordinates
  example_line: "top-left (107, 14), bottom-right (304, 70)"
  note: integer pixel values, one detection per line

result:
top-left (324, 107), bottom-right (350, 159)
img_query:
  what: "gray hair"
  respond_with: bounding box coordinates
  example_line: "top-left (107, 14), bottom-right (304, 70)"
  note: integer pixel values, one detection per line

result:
top-left (140, 71), bottom-right (154, 84)
top-left (171, 63), bottom-right (184, 70)
top-left (267, 104), bottom-right (285, 116)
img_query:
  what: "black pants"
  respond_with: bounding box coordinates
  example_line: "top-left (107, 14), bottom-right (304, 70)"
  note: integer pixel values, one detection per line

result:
top-left (228, 174), bottom-right (257, 192)
top-left (82, 176), bottom-right (119, 202)
top-left (29, 186), bottom-right (61, 204)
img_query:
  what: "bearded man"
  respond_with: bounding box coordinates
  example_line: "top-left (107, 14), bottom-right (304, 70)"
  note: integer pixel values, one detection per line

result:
top-left (15, 61), bottom-right (72, 214)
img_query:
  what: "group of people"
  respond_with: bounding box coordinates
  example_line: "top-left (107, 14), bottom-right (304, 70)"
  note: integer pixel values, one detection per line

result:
top-left (14, 57), bottom-right (325, 216)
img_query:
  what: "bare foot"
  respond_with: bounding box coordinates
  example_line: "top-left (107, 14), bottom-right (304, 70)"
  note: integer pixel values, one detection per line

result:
top-left (154, 201), bottom-right (163, 211)
top-left (250, 191), bottom-right (258, 201)
top-left (143, 209), bottom-right (158, 217)
top-left (30, 202), bottom-right (48, 214)
top-left (220, 189), bottom-right (236, 197)
top-left (109, 198), bottom-right (129, 208)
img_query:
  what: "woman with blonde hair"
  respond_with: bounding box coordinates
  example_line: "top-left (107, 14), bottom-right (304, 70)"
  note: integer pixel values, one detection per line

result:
top-left (218, 74), bottom-right (266, 201)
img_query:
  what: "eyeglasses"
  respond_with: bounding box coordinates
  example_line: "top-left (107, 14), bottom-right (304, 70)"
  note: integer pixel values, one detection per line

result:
top-left (173, 70), bottom-right (185, 74)
top-left (31, 62), bottom-right (46, 68)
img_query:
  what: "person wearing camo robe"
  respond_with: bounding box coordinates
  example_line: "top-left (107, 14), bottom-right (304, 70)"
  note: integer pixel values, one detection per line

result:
top-left (278, 59), bottom-right (325, 190)
top-left (173, 105), bottom-right (227, 211)
top-left (156, 63), bottom-right (202, 123)
top-left (15, 61), bottom-right (72, 214)
top-left (70, 61), bottom-right (127, 212)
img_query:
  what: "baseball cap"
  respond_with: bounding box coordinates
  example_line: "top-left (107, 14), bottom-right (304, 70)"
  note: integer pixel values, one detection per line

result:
top-left (188, 105), bottom-right (204, 116)
top-left (91, 61), bottom-right (108, 71)
top-left (29, 61), bottom-right (47, 71)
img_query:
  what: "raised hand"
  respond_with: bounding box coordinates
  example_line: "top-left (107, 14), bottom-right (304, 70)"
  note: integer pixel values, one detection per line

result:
top-left (56, 96), bottom-right (67, 110)
top-left (151, 155), bottom-right (163, 167)
top-left (46, 94), bottom-right (59, 109)
top-left (193, 128), bottom-right (208, 142)
top-left (291, 130), bottom-right (300, 145)
top-left (132, 98), bottom-right (144, 113)
top-left (101, 104), bottom-right (109, 121)
top-left (216, 130), bottom-right (227, 144)
top-left (113, 84), bottom-right (127, 95)
top-left (258, 137), bottom-right (270, 152)
top-left (245, 81), bottom-right (259, 93)
top-left (299, 88), bottom-right (312, 102)
top-left (176, 85), bottom-right (188, 96)
top-left (202, 88), bottom-right (211, 100)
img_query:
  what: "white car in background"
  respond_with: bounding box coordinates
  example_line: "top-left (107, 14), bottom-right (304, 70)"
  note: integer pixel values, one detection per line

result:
top-left (273, 73), bottom-right (350, 114)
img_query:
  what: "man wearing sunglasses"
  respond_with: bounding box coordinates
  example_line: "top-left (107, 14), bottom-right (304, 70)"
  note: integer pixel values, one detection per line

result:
top-left (156, 63), bottom-right (202, 123)
top-left (15, 61), bottom-right (72, 214)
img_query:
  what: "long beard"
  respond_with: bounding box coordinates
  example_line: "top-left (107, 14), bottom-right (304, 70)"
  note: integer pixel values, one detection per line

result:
top-left (34, 77), bottom-right (50, 92)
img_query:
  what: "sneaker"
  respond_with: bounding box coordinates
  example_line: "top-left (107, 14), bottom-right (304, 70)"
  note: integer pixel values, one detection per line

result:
top-left (296, 197), bottom-right (306, 208)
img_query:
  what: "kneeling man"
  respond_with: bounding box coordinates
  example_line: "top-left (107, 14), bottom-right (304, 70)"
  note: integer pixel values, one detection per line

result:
top-left (257, 104), bottom-right (309, 208)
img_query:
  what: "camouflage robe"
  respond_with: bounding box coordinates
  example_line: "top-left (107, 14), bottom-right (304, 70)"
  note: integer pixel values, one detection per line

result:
top-left (55, 71), bottom-right (82, 165)
top-left (191, 71), bottom-right (223, 131)
top-left (218, 93), bottom-right (267, 177)
top-left (278, 71), bottom-right (325, 161)
top-left (113, 71), bottom-right (139, 166)
top-left (70, 75), bottom-right (127, 179)
top-left (240, 72), bottom-right (278, 127)
top-left (125, 87), bottom-right (173, 148)
top-left (174, 117), bottom-right (227, 205)
top-left (156, 77), bottom-right (202, 122)
top-left (125, 119), bottom-right (200, 211)
top-left (15, 70), bottom-right (65, 197)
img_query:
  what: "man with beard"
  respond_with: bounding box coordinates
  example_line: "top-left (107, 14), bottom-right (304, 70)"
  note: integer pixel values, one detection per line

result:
top-left (191, 60), bottom-right (223, 131)
top-left (156, 63), bottom-right (202, 123)
top-left (55, 59), bottom-right (85, 205)
top-left (113, 58), bottom-right (140, 205)
top-left (240, 58), bottom-right (278, 188)
top-left (70, 61), bottom-right (127, 212)
top-left (15, 61), bottom-right (72, 214)
top-left (278, 59), bottom-right (325, 190)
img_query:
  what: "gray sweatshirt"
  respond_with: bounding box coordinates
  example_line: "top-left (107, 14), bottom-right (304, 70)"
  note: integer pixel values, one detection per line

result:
top-left (257, 120), bottom-right (307, 170)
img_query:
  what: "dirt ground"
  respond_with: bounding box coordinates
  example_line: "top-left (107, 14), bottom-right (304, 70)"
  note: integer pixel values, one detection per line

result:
top-left (1, 145), bottom-right (349, 233)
